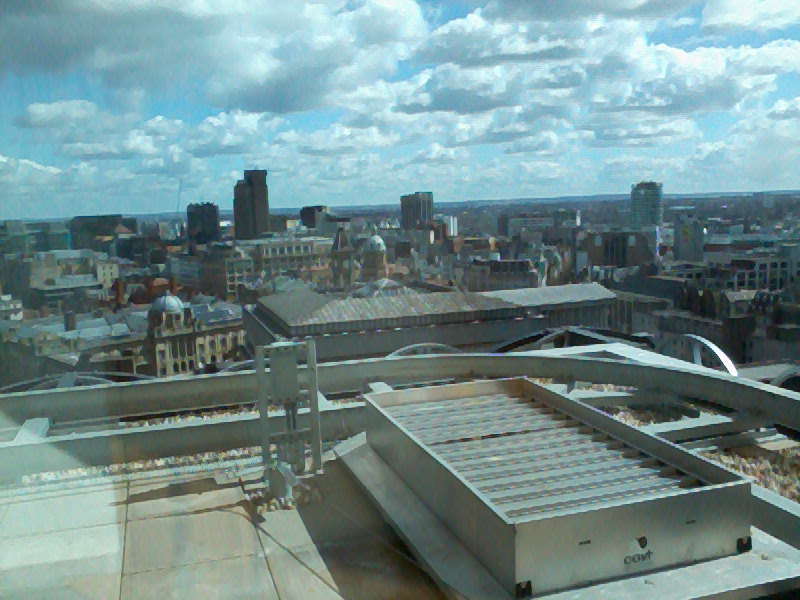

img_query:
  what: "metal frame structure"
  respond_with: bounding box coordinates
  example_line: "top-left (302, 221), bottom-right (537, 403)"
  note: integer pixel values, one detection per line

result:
top-left (4, 349), bottom-right (800, 595)
top-left (657, 333), bottom-right (739, 376)
top-left (255, 341), bottom-right (322, 497)
top-left (364, 378), bottom-right (752, 596)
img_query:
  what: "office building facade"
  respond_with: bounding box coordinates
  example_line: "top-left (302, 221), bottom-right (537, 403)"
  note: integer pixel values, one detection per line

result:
top-left (233, 170), bottom-right (270, 240)
top-left (400, 192), bottom-right (434, 230)
top-left (300, 205), bottom-right (328, 229)
top-left (630, 182), bottom-right (663, 228)
top-left (673, 209), bottom-right (705, 262)
top-left (187, 203), bottom-right (221, 249)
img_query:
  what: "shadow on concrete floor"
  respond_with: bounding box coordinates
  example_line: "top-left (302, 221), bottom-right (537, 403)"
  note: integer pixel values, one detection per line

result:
top-left (118, 477), bottom-right (242, 506)
top-left (294, 461), bottom-right (447, 600)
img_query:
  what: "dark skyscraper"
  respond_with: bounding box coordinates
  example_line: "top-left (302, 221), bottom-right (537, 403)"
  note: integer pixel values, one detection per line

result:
top-left (233, 170), bottom-right (270, 240)
top-left (187, 202), bottom-right (220, 251)
top-left (300, 205), bottom-right (329, 229)
top-left (400, 191), bottom-right (434, 230)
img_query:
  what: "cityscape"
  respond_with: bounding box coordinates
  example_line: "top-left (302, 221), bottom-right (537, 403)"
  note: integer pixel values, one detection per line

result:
top-left (3, 1), bottom-right (800, 599)
top-left (2, 177), bottom-right (799, 384)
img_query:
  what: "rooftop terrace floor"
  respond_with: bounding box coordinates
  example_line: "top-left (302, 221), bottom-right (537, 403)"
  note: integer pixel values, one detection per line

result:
top-left (0, 456), bottom-right (445, 600)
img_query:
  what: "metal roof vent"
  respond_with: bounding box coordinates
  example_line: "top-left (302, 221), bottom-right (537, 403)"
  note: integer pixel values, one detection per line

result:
top-left (365, 378), bottom-right (752, 597)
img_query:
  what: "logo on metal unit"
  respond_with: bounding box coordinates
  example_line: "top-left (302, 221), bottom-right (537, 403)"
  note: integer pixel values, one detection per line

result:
top-left (624, 537), bottom-right (653, 565)
top-left (624, 549), bottom-right (653, 565)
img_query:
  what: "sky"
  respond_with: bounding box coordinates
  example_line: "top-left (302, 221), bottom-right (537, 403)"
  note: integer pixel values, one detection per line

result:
top-left (1, 0), bottom-right (800, 219)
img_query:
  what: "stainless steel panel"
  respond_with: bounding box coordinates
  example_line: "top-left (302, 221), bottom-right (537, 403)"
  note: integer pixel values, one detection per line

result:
top-left (365, 397), bottom-right (517, 591)
top-left (365, 378), bottom-right (752, 596)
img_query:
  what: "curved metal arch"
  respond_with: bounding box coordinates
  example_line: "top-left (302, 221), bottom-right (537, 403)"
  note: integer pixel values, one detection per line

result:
top-left (770, 368), bottom-right (800, 393)
top-left (658, 334), bottom-right (738, 377)
top-left (492, 329), bottom-right (553, 353)
top-left (0, 371), bottom-right (155, 394)
top-left (387, 343), bottom-right (464, 358)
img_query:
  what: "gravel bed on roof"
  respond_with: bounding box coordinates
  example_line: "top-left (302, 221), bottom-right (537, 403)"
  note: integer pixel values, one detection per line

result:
top-left (603, 406), bottom-right (683, 427)
top-left (703, 447), bottom-right (800, 502)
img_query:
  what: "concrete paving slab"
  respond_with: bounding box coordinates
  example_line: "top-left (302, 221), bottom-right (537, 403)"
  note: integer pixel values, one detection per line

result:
top-left (0, 571), bottom-right (121, 600)
top-left (0, 485), bottom-right (128, 538)
top-left (315, 536), bottom-right (446, 600)
top-left (256, 509), bottom-right (316, 552)
top-left (0, 522), bottom-right (124, 597)
top-left (123, 509), bottom-right (262, 574)
top-left (256, 498), bottom-right (389, 555)
top-left (0, 476), bottom-right (125, 502)
top-left (120, 555), bottom-right (279, 600)
top-left (0, 522), bottom-right (124, 570)
top-left (126, 477), bottom-right (246, 521)
top-left (266, 544), bottom-right (342, 600)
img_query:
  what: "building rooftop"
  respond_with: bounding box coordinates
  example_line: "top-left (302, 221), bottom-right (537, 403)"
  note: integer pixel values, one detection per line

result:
top-left (5, 346), bottom-right (800, 598)
top-left (479, 282), bottom-right (615, 309)
top-left (29, 274), bottom-right (102, 291)
top-left (258, 288), bottom-right (524, 335)
top-left (5, 336), bottom-right (800, 599)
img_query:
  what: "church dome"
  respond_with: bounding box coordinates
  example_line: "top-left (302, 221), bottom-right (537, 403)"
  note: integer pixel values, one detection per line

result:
top-left (149, 292), bottom-right (184, 316)
top-left (363, 235), bottom-right (386, 254)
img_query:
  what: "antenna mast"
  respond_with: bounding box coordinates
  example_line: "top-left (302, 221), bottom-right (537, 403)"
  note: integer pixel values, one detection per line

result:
top-left (175, 177), bottom-right (184, 213)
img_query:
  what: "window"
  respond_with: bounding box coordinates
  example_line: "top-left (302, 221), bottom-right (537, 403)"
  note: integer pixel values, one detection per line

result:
top-left (4, 6), bottom-right (799, 594)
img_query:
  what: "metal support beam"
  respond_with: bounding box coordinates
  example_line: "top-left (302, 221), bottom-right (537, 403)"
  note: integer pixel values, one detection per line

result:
top-left (0, 403), bottom-right (364, 485)
top-left (3, 354), bottom-right (800, 436)
top-left (13, 418), bottom-right (50, 443)
top-left (753, 486), bottom-right (800, 550)
top-left (642, 414), bottom-right (771, 443)
top-left (307, 340), bottom-right (322, 473)
top-left (255, 346), bottom-right (272, 472)
top-left (366, 382), bottom-right (393, 394)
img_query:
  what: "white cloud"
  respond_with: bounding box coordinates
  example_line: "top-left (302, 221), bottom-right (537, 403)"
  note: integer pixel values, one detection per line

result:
top-left (683, 96), bottom-right (800, 189)
top-left (587, 40), bottom-right (800, 115)
top-left (485, 0), bottom-right (697, 20)
top-left (419, 12), bottom-right (581, 67)
top-left (505, 131), bottom-right (561, 154)
top-left (406, 143), bottom-right (469, 165)
top-left (189, 111), bottom-right (284, 157)
top-left (520, 160), bottom-right (571, 180)
top-left (13, 101), bottom-right (289, 165)
top-left (0, 153), bottom-right (62, 182)
top-left (584, 117), bottom-right (700, 147)
top-left (14, 100), bottom-right (100, 128)
top-left (3, 2), bottom-right (800, 216)
top-left (768, 97), bottom-right (800, 120)
top-left (276, 124), bottom-right (400, 156)
top-left (702, 0), bottom-right (800, 32)
top-left (0, 1), bottom-right (428, 113)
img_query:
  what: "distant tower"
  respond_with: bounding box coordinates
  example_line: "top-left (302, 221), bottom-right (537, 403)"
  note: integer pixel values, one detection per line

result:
top-left (233, 170), bottom-right (270, 240)
top-left (673, 208), bottom-right (704, 262)
top-left (400, 192), bottom-right (434, 230)
top-left (187, 202), bottom-right (220, 254)
top-left (361, 235), bottom-right (388, 281)
top-left (300, 205), bottom-right (329, 229)
top-left (630, 182), bottom-right (663, 228)
top-left (330, 227), bottom-right (355, 290)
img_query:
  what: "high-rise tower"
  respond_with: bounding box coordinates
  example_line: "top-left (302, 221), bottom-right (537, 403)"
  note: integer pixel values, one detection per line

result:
top-left (630, 182), bottom-right (663, 228)
top-left (187, 203), bottom-right (220, 253)
top-left (233, 170), bottom-right (270, 240)
top-left (400, 192), bottom-right (434, 230)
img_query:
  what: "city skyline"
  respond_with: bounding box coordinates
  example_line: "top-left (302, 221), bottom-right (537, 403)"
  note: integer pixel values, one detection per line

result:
top-left (2, 1), bottom-right (800, 219)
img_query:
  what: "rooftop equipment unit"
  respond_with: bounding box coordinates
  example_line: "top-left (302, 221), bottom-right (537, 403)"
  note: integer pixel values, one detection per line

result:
top-left (365, 378), bottom-right (752, 597)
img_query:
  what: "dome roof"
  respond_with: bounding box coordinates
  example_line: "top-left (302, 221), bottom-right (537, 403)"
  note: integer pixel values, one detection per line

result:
top-left (149, 293), bottom-right (185, 316)
top-left (363, 235), bottom-right (386, 254)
